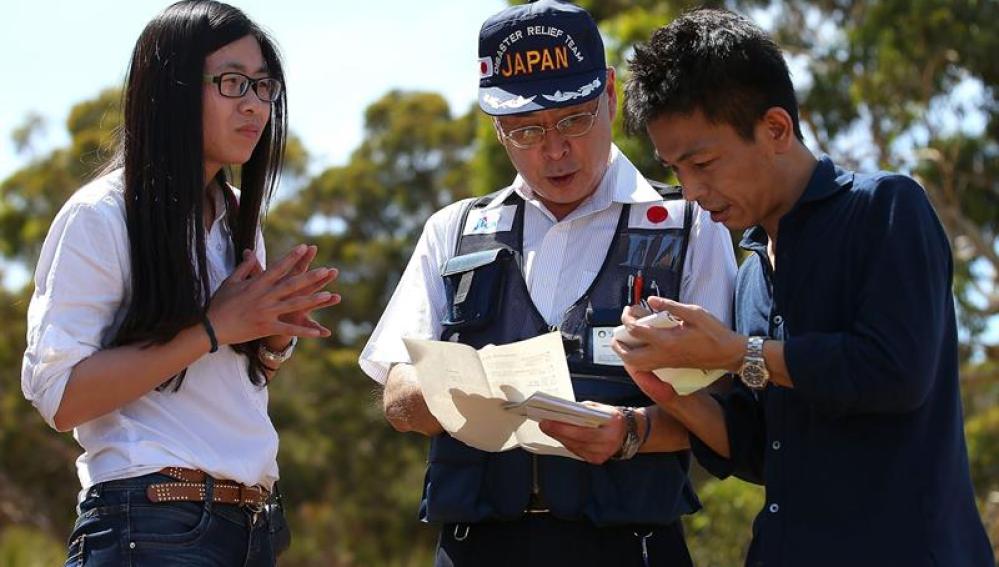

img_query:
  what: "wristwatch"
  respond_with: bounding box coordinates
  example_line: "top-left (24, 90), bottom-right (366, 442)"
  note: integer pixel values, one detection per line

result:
top-left (612, 407), bottom-right (642, 460)
top-left (259, 337), bottom-right (298, 366)
top-left (739, 336), bottom-right (770, 390)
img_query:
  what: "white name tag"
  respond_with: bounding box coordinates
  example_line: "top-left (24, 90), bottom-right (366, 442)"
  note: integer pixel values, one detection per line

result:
top-left (591, 327), bottom-right (624, 366)
top-left (463, 205), bottom-right (517, 235)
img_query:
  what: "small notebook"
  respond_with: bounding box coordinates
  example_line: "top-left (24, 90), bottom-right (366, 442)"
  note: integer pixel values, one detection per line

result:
top-left (504, 391), bottom-right (614, 428)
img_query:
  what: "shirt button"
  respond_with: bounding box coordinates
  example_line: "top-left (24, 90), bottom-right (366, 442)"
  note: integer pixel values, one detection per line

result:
top-left (769, 503), bottom-right (779, 513)
top-left (772, 440), bottom-right (781, 450)
top-left (773, 315), bottom-right (784, 326)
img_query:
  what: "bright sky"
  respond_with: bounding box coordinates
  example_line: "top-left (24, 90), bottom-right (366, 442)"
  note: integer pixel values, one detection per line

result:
top-left (1, 0), bottom-right (507, 181)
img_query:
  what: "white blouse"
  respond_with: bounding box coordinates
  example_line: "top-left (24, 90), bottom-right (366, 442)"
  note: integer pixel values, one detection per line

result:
top-left (21, 170), bottom-right (278, 491)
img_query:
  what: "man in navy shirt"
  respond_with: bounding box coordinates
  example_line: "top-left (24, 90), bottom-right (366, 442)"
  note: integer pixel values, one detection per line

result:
top-left (615, 8), bottom-right (994, 566)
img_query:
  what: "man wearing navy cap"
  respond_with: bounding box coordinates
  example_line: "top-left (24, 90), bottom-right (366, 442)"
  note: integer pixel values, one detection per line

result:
top-left (359, 1), bottom-right (737, 564)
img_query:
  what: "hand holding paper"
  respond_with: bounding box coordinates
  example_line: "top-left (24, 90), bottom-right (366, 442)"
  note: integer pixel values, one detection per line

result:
top-left (403, 332), bottom-right (601, 459)
top-left (613, 305), bottom-right (728, 395)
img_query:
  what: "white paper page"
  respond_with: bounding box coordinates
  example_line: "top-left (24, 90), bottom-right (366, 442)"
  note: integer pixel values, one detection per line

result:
top-left (403, 338), bottom-right (525, 452)
top-left (477, 332), bottom-right (581, 458)
top-left (477, 332), bottom-right (576, 402)
top-left (653, 368), bottom-right (727, 395)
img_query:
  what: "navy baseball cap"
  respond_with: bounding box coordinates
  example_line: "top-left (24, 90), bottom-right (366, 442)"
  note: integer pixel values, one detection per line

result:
top-left (478, 0), bottom-right (607, 116)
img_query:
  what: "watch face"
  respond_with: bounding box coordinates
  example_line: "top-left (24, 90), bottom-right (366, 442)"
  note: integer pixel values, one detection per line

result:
top-left (740, 360), bottom-right (769, 389)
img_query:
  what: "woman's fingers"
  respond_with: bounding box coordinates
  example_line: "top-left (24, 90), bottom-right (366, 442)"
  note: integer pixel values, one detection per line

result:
top-left (281, 276), bottom-right (340, 305)
top-left (290, 244), bottom-right (317, 276)
top-left (229, 250), bottom-right (262, 282)
top-left (257, 244), bottom-right (308, 285)
top-left (289, 292), bottom-right (341, 318)
top-left (299, 317), bottom-right (331, 337)
top-left (210, 244), bottom-right (341, 344)
top-left (317, 292), bottom-right (341, 308)
top-left (271, 267), bottom-right (337, 299)
top-left (293, 273), bottom-right (337, 298)
top-left (270, 320), bottom-right (331, 339)
top-left (272, 292), bottom-right (339, 315)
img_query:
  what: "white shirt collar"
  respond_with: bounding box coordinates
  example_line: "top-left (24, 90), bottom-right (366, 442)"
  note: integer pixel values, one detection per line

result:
top-left (492, 144), bottom-right (664, 218)
top-left (207, 182), bottom-right (238, 238)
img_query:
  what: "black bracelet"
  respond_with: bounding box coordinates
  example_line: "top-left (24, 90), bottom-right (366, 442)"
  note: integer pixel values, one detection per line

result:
top-left (201, 315), bottom-right (219, 353)
top-left (640, 408), bottom-right (653, 448)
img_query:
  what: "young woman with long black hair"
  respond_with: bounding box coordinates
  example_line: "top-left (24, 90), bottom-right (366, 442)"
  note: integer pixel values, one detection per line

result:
top-left (20, 2), bottom-right (337, 564)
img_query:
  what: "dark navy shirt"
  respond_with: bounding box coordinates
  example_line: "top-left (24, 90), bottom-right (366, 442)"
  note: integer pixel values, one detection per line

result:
top-left (690, 157), bottom-right (992, 566)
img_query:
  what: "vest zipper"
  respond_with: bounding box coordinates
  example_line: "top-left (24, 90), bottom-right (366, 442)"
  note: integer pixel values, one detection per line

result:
top-left (532, 453), bottom-right (542, 501)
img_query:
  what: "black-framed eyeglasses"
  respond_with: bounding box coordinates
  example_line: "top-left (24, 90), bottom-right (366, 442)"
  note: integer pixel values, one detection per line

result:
top-left (203, 72), bottom-right (283, 102)
top-left (496, 96), bottom-right (603, 149)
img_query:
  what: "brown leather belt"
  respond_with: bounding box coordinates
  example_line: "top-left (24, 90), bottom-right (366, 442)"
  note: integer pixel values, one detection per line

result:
top-left (146, 467), bottom-right (269, 509)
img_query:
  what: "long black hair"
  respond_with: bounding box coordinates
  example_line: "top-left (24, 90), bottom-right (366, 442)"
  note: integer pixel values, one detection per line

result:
top-left (107, 0), bottom-right (287, 389)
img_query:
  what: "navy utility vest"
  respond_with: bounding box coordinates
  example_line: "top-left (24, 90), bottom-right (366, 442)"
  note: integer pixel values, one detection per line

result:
top-left (420, 184), bottom-right (701, 527)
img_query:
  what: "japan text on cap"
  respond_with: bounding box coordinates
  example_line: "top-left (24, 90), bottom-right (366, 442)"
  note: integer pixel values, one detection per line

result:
top-left (478, 0), bottom-right (607, 116)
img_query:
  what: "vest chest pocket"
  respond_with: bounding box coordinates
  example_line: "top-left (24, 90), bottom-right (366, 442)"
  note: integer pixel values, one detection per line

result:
top-left (440, 248), bottom-right (514, 333)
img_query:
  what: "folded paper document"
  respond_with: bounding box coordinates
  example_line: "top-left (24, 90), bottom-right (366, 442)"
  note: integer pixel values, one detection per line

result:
top-left (403, 332), bottom-right (603, 459)
top-left (613, 311), bottom-right (727, 395)
top-left (504, 391), bottom-right (613, 428)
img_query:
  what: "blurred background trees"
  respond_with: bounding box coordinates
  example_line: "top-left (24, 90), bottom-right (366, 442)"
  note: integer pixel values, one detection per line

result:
top-left (1, 1), bottom-right (995, 564)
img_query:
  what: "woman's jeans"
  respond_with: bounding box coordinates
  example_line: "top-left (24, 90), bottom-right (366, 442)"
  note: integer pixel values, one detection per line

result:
top-left (65, 473), bottom-right (274, 566)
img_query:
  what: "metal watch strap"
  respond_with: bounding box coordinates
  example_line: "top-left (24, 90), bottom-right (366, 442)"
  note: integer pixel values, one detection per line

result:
top-left (259, 337), bottom-right (297, 365)
top-left (612, 407), bottom-right (642, 460)
top-left (739, 336), bottom-right (770, 389)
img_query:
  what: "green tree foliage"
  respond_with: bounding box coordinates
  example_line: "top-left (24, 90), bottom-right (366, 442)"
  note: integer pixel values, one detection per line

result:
top-left (470, 113), bottom-right (518, 197)
top-left (0, 284), bottom-right (79, 538)
top-left (0, 88), bottom-right (120, 263)
top-left (0, 89), bottom-right (126, 543)
top-left (684, 477), bottom-right (765, 567)
top-left (0, 526), bottom-right (65, 567)
top-left (967, 402), bottom-right (999, 503)
top-left (10, 113), bottom-right (46, 157)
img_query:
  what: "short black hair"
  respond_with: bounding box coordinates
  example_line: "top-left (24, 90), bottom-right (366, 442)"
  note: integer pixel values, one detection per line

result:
top-left (624, 8), bottom-right (803, 141)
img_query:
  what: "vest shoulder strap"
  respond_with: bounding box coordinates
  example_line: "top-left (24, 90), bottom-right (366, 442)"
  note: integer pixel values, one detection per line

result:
top-left (453, 187), bottom-right (522, 255)
top-left (648, 180), bottom-right (684, 201)
top-left (645, 179), bottom-right (695, 287)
